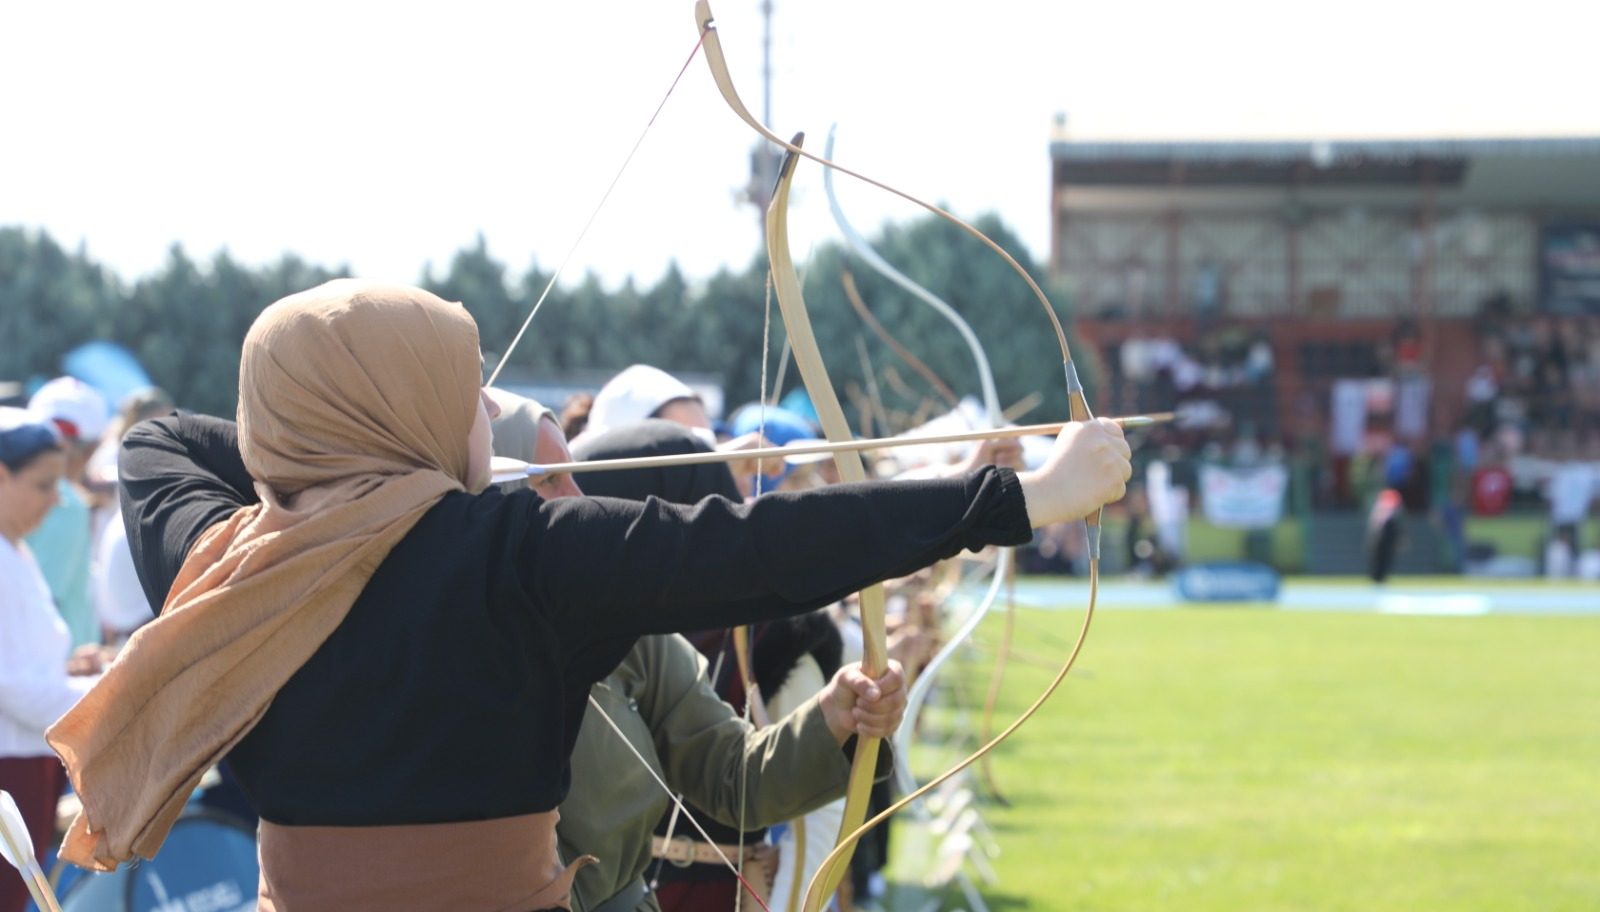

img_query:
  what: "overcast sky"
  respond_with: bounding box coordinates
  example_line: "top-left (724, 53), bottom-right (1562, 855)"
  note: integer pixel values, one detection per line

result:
top-left (2, 0), bottom-right (1596, 292)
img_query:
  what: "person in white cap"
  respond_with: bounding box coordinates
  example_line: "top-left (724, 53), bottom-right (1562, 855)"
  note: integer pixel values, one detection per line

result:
top-left (585, 364), bottom-right (714, 441)
top-left (26, 377), bottom-right (110, 648)
top-left (583, 365), bottom-right (783, 498)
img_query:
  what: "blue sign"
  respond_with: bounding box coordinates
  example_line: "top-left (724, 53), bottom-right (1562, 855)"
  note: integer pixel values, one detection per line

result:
top-left (1174, 561), bottom-right (1281, 602)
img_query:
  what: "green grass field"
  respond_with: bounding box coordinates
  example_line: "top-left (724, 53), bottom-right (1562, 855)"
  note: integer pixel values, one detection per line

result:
top-left (886, 601), bottom-right (1600, 911)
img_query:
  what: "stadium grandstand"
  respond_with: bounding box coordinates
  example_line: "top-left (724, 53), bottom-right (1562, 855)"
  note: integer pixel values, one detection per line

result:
top-left (1047, 135), bottom-right (1600, 577)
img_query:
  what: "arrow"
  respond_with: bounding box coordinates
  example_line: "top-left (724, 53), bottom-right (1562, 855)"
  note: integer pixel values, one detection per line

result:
top-left (494, 414), bottom-right (1171, 482)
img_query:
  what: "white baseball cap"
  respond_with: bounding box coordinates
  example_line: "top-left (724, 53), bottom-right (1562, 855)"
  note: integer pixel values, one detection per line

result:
top-left (588, 364), bottom-right (699, 435)
top-left (29, 376), bottom-right (110, 442)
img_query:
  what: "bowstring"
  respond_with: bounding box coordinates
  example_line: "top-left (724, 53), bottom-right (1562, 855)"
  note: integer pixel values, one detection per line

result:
top-left (645, 639), bottom-right (735, 896)
top-left (588, 694), bottom-right (772, 912)
top-left (736, 267), bottom-right (776, 912)
top-left (735, 239), bottom-right (809, 906)
top-left (485, 32), bottom-right (707, 387)
top-left (500, 33), bottom-right (722, 904)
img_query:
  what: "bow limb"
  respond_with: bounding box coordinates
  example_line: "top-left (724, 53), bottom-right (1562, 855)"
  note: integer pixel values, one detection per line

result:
top-left (890, 548), bottom-right (1010, 806)
top-left (824, 126), bottom-right (1017, 804)
top-left (977, 561), bottom-right (1019, 804)
top-left (977, 595), bottom-right (1019, 805)
top-left (694, 0), bottom-right (1074, 370)
top-left (785, 818), bottom-right (806, 912)
top-left (822, 126), bottom-right (1001, 425)
top-left (798, 353), bottom-right (1105, 912)
top-left (732, 625), bottom-right (771, 727)
top-left (800, 563), bottom-right (1099, 912)
top-left (764, 135), bottom-right (889, 912)
top-left (839, 269), bottom-right (960, 411)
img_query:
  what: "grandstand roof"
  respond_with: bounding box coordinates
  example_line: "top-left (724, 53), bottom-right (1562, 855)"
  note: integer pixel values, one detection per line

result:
top-left (1050, 136), bottom-right (1600, 163)
top-left (1049, 136), bottom-right (1600, 209)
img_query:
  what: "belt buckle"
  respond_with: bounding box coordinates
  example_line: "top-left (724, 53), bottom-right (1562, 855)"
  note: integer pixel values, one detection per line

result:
top-left (667, 835), bottom-right (697, 868)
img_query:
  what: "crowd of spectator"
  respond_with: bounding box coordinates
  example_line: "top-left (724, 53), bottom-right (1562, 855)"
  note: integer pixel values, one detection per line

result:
top-left (1455, 307), bottom-right (1600, 574)
top-left (1098, 301), bottom-right (1600, 578)
top-left (1462, 309), bottom-right (1600, 456)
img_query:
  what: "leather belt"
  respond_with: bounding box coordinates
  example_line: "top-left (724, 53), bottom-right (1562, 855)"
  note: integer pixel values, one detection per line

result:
top-left (650, 834), bottom-right (760, 868)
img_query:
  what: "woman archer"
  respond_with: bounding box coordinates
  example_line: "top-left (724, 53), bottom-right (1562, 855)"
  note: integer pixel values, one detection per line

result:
top-left (47, 279), bottom-right (1130, 911)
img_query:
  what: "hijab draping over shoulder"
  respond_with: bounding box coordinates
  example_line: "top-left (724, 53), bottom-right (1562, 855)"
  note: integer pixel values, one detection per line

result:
top-left (47, 279), bottom-right (483, 871)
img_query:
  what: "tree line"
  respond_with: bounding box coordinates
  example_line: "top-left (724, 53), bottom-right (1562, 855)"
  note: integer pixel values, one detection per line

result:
top-left (0, 215), bottom-right (1095, 424)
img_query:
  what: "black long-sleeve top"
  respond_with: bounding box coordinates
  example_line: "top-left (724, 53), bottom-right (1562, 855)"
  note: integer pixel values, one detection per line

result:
top-left (119, 413), bottom-right (1031, 829)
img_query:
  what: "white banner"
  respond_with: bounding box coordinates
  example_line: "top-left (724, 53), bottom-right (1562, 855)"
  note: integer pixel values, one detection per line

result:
top-left (1200, 463), bottom-right (1288, 529)
top-left (1329, 379), bottom-right (1369, 456)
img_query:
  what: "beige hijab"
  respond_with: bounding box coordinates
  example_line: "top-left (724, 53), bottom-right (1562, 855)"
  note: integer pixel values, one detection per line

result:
top-left (47, 280), bottom-right (483, 871)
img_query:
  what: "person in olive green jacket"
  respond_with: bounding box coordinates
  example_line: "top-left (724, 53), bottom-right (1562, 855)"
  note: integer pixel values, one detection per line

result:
top-left (488, 390), bottom-right (906, 912)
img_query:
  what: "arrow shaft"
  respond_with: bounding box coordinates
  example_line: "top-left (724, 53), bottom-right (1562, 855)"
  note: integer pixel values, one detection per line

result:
top-left (510, 413), bottom-right (1172, 478)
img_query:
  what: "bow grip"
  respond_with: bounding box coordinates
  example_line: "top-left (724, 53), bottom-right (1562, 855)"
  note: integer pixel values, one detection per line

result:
top-left (1063, 360), bottom-right (1103, 561)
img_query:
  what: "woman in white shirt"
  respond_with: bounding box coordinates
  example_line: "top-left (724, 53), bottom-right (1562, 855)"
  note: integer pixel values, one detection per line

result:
top-left (0, 409), bottom-right (102, 912)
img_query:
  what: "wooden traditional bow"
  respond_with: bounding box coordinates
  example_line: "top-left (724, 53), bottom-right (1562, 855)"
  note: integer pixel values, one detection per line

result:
top-left (693, 5), bottom-right (1104, 909)
top-left (761, 133), bottom-right (891, 906)
top-left (485, 6), bottom-right (1104, 906)
top-left (823, 125), bottom-right (1018, 809)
